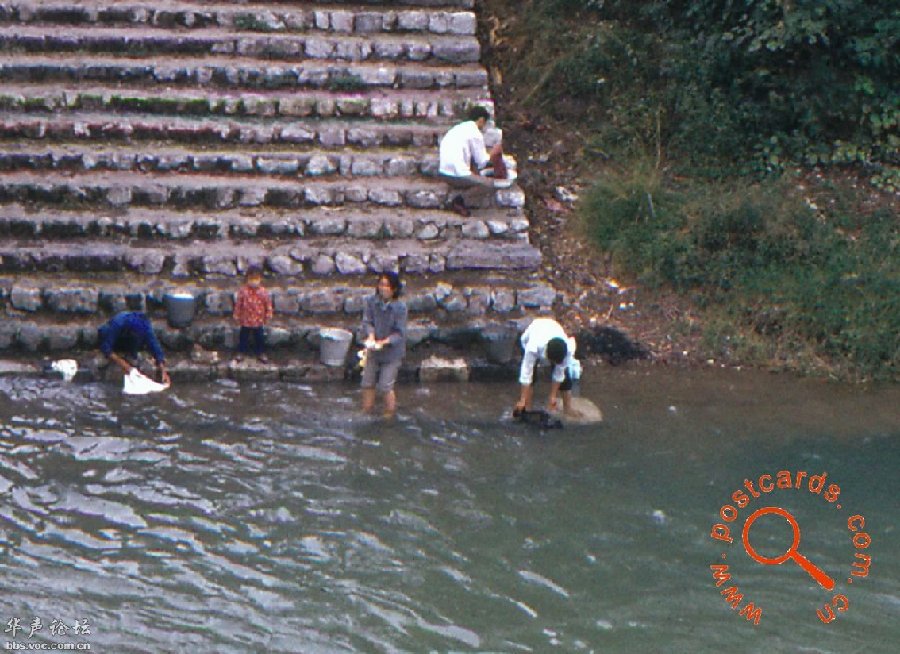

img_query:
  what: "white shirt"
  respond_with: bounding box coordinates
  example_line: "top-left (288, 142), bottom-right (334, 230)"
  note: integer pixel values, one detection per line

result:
top-left (518, 318), bottom-right (576, 385)
top-left (439, 121), bottom-right (490, 177)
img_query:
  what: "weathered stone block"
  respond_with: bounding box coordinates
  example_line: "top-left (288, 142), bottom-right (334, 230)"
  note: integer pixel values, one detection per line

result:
top-left (258, 157), bottom-right (299, 175)
top-left (279, 97), bottom-right (316, 117)
top-left (308, 217), bottom-right (346, 236)
top-left (350, 158), bottom-right (383, 176)
top-left (491, 289), bottom-right (517, 313)
top-left (461, 221), bottom-right (490, 239)
top-left (0, 324), bottom-right (18, 349)
top-left (318, 128), bottom-right (346, 147)
top-left (397, 11), bottom-right (429, 31)
top-left (305, 154), bottom-right (337, 176)
top-left (518, 285), bottom-right (558, 308)
top-left (202, 256), bottom-right (238, 276)
top-left (311, 255), bottom-right (336, 275)
top-left (305, 187), bottom-right (336, 205)
top-left (407, 190), bottom-right (441, 209)
top-left (268, 255), bottom-right (304, 276)
top-left (10, 287), bottom-right (42, 312)
top-left (385, 219), bottom-right (414, 237)
top-left (46, 288), bottom-right (99, 314)
top-left (419, 356), bottom-right (469, 382)
top-left (330, 10), bottom-right (354, 32)
top-left (449, 12), bottom-right (478, 35)
top-left (432, 41), bottom-right (480, 64)
top-left (16, 323), bottom-right (44, 352)
top-left (406, 292), bottom-right (437, 313)
top-left (403, 254), bottom-right (430, 274)
top-left (355, 12), bottom-right (383, 33)
top-left (205, 291), bottom-right (234, 315)
top-left (301, 290), bottom-right (342, 314)
top-left (271, 290), bottom-right (300, 315)
top-left (335, 252), bottom-right (367, 275)
top-left (487, 220), bottom-right (510, 236)
top-left (373, 40), bottom-right (404, 60)
top-left (386, 157), bottom-right (417, 176)
top-left (267, 327), bottom-right (291, 348)
top-left (370, 97), bottom-right (399, 119)
top-left (304, 37), bottom-right (335, 59)
top-left (369, 189), bottom-right (403, 206)
top-left (347, 219), bottom-right (383, 238)
top-left (466, 288), bottom-right (491, 316)
top-left (45, 326), bottom-right (81, 350)
top-left (347, 128), bottom-right (381, 147)
top-left (280, 123), bottom-right (316, 142)
top-left (125, 252), bottom-right (166, 274)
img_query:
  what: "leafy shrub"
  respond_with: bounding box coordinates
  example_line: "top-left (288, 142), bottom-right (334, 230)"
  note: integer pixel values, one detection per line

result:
top-left (582, 170), bottom-right (898, 379)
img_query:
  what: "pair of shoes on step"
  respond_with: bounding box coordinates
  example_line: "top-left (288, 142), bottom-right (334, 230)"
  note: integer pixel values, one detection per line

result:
top-left (233, 355), bottom-right (269, 364)
top-left (448, 195), bottom-right (471, 217)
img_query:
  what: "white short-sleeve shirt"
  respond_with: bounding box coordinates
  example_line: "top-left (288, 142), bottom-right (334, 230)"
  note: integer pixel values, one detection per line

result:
top-left (439, 121), bottom-right (490, 177)
top-left (518, 318), bottom-right (576, 385)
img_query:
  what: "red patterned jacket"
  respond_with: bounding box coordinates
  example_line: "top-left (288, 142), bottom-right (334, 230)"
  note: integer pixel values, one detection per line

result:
top-left (233, 285), bottom-right (273, 328)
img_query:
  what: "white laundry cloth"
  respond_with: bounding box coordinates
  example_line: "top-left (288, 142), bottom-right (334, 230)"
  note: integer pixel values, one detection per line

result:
top-left (51, 359), bottom-right (79, 382)
top-left (123, 369), bottom-right (169, 395)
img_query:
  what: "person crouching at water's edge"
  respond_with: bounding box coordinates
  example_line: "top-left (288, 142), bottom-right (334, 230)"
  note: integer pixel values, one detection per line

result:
top-left (98, 311), bottom-right (170, 385)
top-left (515, 318), bottom-right (580, 417)
top-left (360, 272), bottom-right (407, 418)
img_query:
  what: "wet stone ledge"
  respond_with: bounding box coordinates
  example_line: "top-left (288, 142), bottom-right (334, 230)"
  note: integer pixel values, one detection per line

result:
top-left (1, 283), bottom-right (556, 321)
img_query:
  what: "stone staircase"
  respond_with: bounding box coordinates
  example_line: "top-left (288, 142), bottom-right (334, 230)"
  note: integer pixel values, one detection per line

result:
top-left (0, 0), bottom-right (553, 367)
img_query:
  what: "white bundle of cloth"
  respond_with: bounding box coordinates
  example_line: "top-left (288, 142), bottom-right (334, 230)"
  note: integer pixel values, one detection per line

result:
top-left (123, 369), bottom-right (169, 395)
top-left (50, 359), bottom-right (79, 382)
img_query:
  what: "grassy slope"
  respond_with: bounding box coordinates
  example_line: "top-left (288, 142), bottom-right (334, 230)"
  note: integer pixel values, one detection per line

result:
top-left (479, 0), bottom-right (898, 382)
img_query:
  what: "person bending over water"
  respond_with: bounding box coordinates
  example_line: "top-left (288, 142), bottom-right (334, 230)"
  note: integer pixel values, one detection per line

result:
top-left (360, 272), bottom-right (407, 418)
top-left (514, 318), bottom-right (581, 417)
top-left (98, 311), bottom-right (170, 385)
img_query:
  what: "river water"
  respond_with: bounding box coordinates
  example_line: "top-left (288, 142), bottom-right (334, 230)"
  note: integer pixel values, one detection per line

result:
top-left (1, 366), bottom-right (898, 653)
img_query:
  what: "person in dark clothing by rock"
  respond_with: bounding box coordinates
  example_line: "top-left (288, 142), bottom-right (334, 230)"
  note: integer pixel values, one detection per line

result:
top-left (98, 311), bottom-right (170, 385)
top-left (360, 272), bottom-right (407, 418)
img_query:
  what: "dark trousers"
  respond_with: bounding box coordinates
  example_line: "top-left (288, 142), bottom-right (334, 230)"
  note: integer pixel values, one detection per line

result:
top-left (238, 327), bottom-right (266, 356)
top-left (531, 363), bottom-right (573, 391)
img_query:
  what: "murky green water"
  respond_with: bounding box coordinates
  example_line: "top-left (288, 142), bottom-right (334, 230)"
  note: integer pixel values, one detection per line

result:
top-left (1, 366), bottom-right (898, 653)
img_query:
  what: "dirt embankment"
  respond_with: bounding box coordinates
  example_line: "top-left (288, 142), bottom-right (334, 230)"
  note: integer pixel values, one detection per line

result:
top-left (477, 2), bottom-right (707, 368)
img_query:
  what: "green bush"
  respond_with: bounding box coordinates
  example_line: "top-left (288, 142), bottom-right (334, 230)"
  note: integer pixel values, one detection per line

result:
top-left (514, 0), bottom-right (899, 179)
top-left (581, 171), bottom-right (898, 380)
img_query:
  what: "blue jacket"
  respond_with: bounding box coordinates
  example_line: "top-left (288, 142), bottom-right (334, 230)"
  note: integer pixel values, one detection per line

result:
top-left (98, 312), bottom-right (165, 364)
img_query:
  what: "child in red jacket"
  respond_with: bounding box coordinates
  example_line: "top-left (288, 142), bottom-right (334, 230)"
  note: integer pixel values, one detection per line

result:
top-left (233, 266), bottom-right (274, 363)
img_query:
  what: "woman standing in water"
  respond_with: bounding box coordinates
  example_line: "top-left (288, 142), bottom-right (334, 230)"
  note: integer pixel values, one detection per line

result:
top-left (360, 272), bottom-right (407, 417)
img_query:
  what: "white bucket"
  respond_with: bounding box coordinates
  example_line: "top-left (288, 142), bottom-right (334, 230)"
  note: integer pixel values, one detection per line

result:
top-left (319, 328), bottom-right (353, 366)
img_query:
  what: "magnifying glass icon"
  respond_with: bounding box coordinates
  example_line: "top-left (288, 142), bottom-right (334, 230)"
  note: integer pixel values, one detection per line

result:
top-left (742, 506), bottom-right (835, 591)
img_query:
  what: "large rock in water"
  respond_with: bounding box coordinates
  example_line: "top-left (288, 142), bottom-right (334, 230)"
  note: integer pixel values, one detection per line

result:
top-left (565, 397), bottom-right (603, 425)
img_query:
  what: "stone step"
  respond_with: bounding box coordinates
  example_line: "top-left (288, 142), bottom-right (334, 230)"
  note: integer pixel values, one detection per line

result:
top-left (0, 111), bottom-right (457, 147)
top-left (0, 142), bottom-right (517, 184)
top-left (0, 204), bottom-right (529, 242)
top-left (1, 274), bottom-right (556, 323)
top-left (0, 314), bottom-right (530, 358)
top-left (0, 142), bottom-right (442, 177)
top-left (0, 2), bottom-right (476, 34)
top-left (0, 25), bottom-right (481, 64)
top-left (0, 237), bottom-right (541, 277)
top-left (0, 84), bottom-right (491, 122)
top-left (0, 54), bottom-right (489, 90)
top-left (0, 171), bottom-right (526, 212)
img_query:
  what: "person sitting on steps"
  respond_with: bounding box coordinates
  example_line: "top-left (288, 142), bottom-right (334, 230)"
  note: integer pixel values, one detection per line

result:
top-left (438, 105), bottom-right (505, 217)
